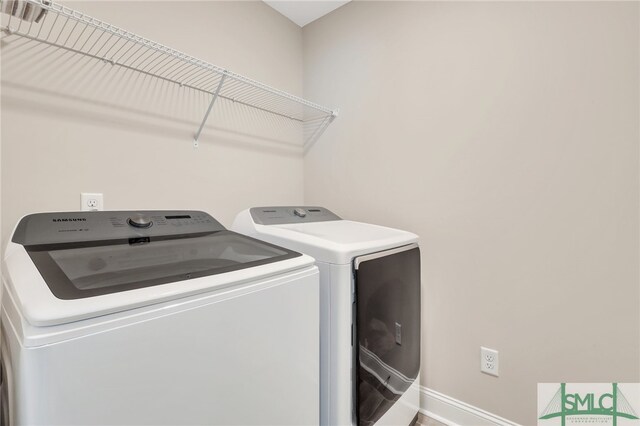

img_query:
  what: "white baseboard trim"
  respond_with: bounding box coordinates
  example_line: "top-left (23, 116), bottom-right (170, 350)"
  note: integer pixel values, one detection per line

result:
top-left (418, 386), bottom-right (521, 426)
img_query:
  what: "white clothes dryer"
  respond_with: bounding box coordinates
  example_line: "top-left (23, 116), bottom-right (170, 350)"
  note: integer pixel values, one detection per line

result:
top-left (233, 207), bottom-right (421, 426)
top-left (1, 210), bottom-right (319, 425)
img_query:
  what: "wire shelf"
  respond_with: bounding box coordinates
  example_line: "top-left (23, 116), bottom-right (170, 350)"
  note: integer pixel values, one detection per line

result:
top-left (0, 0), bottom-right (337, 148)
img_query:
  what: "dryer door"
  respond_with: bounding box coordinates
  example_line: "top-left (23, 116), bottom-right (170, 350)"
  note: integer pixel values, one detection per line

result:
top-left (354, 245), bottom-right (420, 426)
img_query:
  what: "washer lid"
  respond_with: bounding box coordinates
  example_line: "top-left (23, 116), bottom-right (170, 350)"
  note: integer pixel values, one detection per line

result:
top-left (5, 211), bottom-right (313, 326)
top-left (12, 211), bottom-right (301, 300)
top-left (4, 246), bottom-right (313, 327)
top-left (255, 219), bottom-right (418, 264)
top-left (24, 230), bottom-right (301, 300)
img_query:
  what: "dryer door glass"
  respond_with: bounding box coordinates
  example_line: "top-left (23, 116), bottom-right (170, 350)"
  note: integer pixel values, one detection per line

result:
top-left (354, 245), bottom-right (420, 426)
top-left (25, 231), bottom-right (300, 299)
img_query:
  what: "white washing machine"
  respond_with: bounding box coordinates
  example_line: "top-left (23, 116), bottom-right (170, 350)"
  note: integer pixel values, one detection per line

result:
top-left (1, 210), bottom-right (319, 425)
top-left (233, 207), bottom-right (421, 426)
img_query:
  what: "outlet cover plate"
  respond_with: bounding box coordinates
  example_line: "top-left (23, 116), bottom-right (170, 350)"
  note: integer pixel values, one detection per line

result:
top-left (481, 346), bottom-right (499, 377)
top-left (81, 193), bottom-right (104, 211)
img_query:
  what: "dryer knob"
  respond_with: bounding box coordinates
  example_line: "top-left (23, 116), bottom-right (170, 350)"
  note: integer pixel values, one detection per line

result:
top-left (128, 214), bottom-right (152, 228)
top-left (293, 208), bottom-right (307, 218)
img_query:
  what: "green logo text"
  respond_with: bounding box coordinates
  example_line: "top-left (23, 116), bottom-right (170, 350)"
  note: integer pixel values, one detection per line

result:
top-left (540, 383), bottom-right (638, 426)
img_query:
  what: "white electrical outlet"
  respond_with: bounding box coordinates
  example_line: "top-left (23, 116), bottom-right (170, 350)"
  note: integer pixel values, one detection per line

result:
top-left (81, 193), bottom-right (104, 211)
top-left (480, 346), bottom-right (499, 377)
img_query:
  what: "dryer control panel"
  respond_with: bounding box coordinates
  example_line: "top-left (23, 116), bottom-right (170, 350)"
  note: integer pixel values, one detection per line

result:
top-left (250, 206), bottom-right (341, 225)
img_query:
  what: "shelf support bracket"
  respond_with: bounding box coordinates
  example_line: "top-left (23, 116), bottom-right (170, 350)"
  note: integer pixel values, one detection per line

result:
top-left (193, 73), bottom-right (227, 148)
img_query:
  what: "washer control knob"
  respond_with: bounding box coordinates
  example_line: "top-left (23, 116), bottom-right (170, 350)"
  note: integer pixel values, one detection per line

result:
top-left (293, 208), bottom-right (307, 218)
top-left (127, 214), bottom-right (152, 228)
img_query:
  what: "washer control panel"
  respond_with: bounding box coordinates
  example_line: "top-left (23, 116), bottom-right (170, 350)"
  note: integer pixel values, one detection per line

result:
top-left (12, 210), bottom-right (225, 246)
top-left (250, 206), bottom-right (341, 225)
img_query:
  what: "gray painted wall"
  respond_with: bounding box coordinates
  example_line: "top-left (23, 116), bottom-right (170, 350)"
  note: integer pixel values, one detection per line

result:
top-left (303, 2), bottom-right (639, 423)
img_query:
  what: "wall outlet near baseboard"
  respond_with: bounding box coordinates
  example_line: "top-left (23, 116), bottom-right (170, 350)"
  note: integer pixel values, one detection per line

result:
top-left (480, 347), bottom-right (499, 377)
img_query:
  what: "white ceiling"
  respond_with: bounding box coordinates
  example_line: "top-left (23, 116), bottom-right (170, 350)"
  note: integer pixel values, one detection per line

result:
top-left (263, 1), bottom-right (351, 27)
